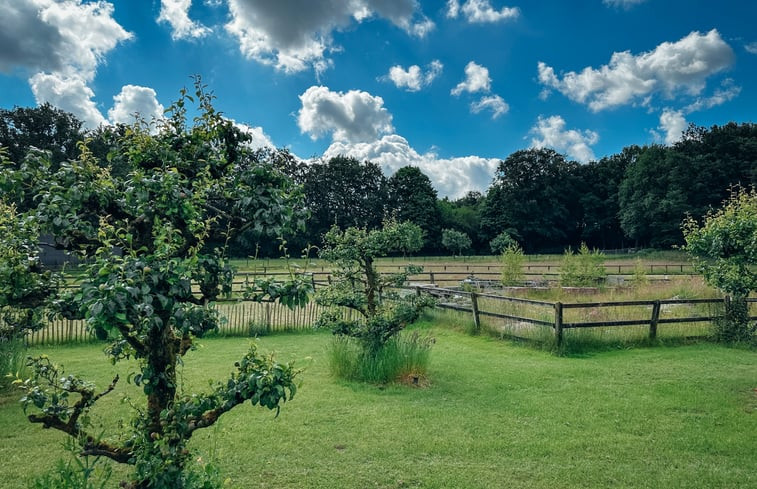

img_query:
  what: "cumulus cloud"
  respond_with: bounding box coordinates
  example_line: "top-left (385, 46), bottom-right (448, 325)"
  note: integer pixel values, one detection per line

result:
top-left (471, 95), bottom-right (509, 119)
top-left (538, 29), bottom-right (734, 112)
top-left (0, 0), bottom-right (132, 80)
top-left (656, 109), bottom-right (688, 145)
top-left (231, 121), bottom-right (275, 149)
top-left (30, 72), bottom-right (106, 128)
top-left (158, 0), bottom-right (212, 40)
top-left (684, 79), bottom-right (741, 113)
top-left (446, 0), bottom-right (519, 23)
top-left (297, 86), bottom-right (394, 143)
top-left (529, 115), bottom-right (599, 162)
top-left (0, 0), bottom-right (134, 128)
top-left (745, 42), bottom-right (757, 55)
top-left (323, 134), bottom-right (499, 199)
top-left (603, 0), bottom-right (646, 8)
top-left (108, 85), bottom-right (165, 125)
top-left (451, 61), bottom-right (492, 95)
top-left (225, 0), bottom-right (433, 74)
top-left (387, 60), bottom-right (443, 91)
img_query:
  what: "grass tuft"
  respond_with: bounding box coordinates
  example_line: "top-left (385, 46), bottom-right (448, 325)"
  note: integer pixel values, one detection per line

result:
top-left (328, 331), bottom-right (433, 384)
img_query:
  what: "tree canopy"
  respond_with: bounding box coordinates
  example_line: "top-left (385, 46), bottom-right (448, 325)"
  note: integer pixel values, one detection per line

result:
top-left (3, 81), bottom-right (311, 487)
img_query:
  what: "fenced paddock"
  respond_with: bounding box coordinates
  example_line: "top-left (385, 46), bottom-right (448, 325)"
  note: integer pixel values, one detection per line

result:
top-left (415, 285), bottom-right (757, 346)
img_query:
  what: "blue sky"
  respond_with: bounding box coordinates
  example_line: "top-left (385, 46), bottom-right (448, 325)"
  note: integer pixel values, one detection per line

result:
top-left (1, 0), bottom-right (755, 198)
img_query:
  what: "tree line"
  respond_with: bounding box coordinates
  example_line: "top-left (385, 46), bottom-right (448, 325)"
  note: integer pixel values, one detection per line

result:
top-left (2, 103), bottom-right (755, 256)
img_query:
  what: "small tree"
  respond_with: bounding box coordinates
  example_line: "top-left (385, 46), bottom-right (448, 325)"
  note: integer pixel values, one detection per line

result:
top-left (559, 243), bottom-right (607, 287)
top-left (489, 230), bottom-right (517, 255)
top-left (5, 81), bottom-right (312, 488)
top-left (683, 187), bottom-right (757, 342)
top-left (316, 220), bottom-right (431, 357)
top-left (500, 243), bottom-right (525, 286)
top-left (441, 228), bottom-right (472, 257)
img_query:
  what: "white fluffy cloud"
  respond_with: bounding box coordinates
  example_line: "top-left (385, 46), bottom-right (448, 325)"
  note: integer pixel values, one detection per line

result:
top-left (30, 72), bottom-right (106, 127)
top-left (0, 0), bottom-right (134, 128)
top-left (387, 60), bottom-right (443, 91)
top-left (108, 85), bottom-right (165, 125)
top-left (0, 0), bottom-right (132, 79)
top-left (745, 42), bottom-right (757, 55)
top-left (225, 0), bottom-right (433, 74)
top-left (323, 134), bottom-right (499, 199)
top-left (451, 61), bottom-right (492, 95)
top-left (538, 30), bottom-right (734, 112)
top-left (231, 121), bottom-right (275, 149)
top-left (297, 86), bottom-right (394, 143)
top-left (603, 0), bottom-right (646, 8)
top-left (446, 0), bottom-right (519, 23)
top-left (684, 80), bottom-right (741, 113)
top-left (656, 109), bottom-right (688, 145)
top-left (471, 95), bottom-right (508, 119)
top-left (529, 115), bottom-right (599, 162)
top-left (158, 0), bottom-right (211, 40)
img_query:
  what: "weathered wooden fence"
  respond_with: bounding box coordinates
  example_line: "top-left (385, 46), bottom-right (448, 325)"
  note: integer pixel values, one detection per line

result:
top-left (26, 299), bottom-right (342, 346)
top-left (415, 286), bottom-right (757, 346)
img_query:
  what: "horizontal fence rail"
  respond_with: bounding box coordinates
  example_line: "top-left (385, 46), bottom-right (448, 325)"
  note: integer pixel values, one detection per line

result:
top-left (414, 285), bottom-right (757, 346)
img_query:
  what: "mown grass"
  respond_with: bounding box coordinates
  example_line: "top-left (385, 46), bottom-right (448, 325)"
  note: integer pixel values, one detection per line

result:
top-left (1, 318), bottom-right (756, 489)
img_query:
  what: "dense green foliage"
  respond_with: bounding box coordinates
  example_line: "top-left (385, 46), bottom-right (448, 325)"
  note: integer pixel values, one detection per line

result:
top-left (499, 243), bottom-right (525, 286)
top-left (559, 243), bottom-right (607, 287)
top-left (1, 82), bottom-right (311, 488)
top-left (441, 228), bottom-right (472, 256)
top-left (1, 103), bottom-right (754, 257)
top-left (683, 187), bottom-right (757, 342)
top-left (316, 220), bottom-right (430, 356)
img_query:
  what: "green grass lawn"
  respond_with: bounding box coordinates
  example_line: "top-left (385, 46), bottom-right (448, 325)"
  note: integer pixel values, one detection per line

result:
top-left (2, 319), bottom-right (756, 488)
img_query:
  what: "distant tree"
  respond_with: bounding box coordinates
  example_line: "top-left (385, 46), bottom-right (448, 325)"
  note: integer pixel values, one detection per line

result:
top-left (481, 148), bottom-right (581, 252)
top-left (302, 156), bottom-right (387, 246)
top-left (441, 228), bottom-right (472, 256)
top-left (619, 123), bottom-right (756, 248)
top-left (0, 103), bottom-right (84, 169)
top-left (387, 166), bottom-right (441, 250)
top-left (577, 146), bottom-right (640, 249)
top-left (683, 187), bottom-right (757, 342)
top-left (489, 230), bottom-right (518, 255)
top-left (438, 191), bottom-right (485, 253)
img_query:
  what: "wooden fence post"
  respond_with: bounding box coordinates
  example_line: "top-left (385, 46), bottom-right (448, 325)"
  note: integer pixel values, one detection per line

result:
top-left (429, 271), bottom-right (435, 285)
top-left (649, 300), bottom-right (660, 340)
top-left (554, 302), bottom-right (563, 347)
top-left (470, 292), bottom-right (481, 334)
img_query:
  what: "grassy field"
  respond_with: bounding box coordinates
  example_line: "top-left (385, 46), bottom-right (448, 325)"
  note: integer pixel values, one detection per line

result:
top-left (2, 315), bottom-right (756, 488)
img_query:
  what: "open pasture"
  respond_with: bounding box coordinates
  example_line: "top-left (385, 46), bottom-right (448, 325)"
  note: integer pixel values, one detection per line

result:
top-left (2, 320), bottom-right (756, 488)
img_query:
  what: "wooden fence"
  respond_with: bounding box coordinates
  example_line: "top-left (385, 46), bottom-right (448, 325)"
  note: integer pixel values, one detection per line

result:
top-left (415, 286), bottom-right (757, 346)
top-left (26, 299), bottom-right (341, 346)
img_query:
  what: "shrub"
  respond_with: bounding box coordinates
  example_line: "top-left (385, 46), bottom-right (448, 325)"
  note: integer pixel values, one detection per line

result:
top-left (500, 243), bottom-right (525, 286)
top-left (559, 243), bottom-right (607, 287)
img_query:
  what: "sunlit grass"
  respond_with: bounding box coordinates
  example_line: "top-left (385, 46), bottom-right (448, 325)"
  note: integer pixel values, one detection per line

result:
top-left (2, 327), bottom-right (756, 488)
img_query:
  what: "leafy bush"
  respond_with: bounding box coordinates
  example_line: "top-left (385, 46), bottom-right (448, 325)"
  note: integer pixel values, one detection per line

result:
top-left (500, 243), bottom-right (525, 286)
top-left (559, 243), bottom-right (607, 287)
top-left (683, 186), bottom-right (757, 343)
top-left (489, 231), bottom-right (517, 254)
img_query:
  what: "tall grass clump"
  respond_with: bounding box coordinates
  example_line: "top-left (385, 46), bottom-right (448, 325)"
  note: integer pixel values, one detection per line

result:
top-left (328, 331), bottom-right (433, 384)
top-left (0, 337), bottom-right (26, 391)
